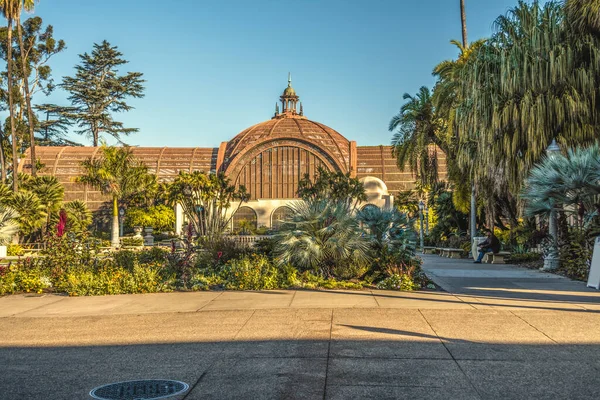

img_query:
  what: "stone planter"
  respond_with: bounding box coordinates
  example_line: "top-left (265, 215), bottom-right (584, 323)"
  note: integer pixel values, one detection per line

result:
top-left (133, 226), bottom-right (143, 238)
top-left (144, 227), bottom-right (154, 246)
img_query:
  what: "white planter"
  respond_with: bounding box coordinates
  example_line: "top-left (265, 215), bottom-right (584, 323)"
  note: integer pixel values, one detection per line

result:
top-left (0, 245), bottom-right (6, 257)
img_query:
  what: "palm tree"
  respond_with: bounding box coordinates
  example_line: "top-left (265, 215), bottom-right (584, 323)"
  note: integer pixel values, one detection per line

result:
top-left (0, 0), bottom-right (21, 191)
top-left (0, 204), bottom-right (18, 244)
top-left (77, 145), bottom-right (155, 247)
top-left (64, 200), bottom-right (92, 234)
top-left (21, 174), bottom-right (64, 235)
top-left (389, 86), bottom-right (446, 187)
top-left (7, 190), bottom-right (44, 239)
top-left (565, 0), bottom-right (600, 35)
top-left (460, 0), bottom-right (467, 47)
top-left (166, 171), bottom-right (248, 237)
top-left (273, 200), bottom-right (371, 277)
top-left (15, 0), bottom-right (38, 176)
top-left (0, 126), bottom-right (6, 183)
top-left (451, 1), bottom-right (600, 213)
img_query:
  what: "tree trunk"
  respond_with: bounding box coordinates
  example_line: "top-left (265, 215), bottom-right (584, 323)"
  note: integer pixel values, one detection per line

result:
top-left (0, 126), bottom-right (6, 184)
top-left (7, 18), bottom-right (18, 192)
top-left (16, 17), bottom-right (37, 177)
top-left (111, 195), bottom-right (120, 247)
top-left (460, 0), bottom-right (468, 47)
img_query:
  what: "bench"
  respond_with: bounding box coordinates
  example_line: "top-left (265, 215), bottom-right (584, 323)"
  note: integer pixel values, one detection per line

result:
top-left (443, 248), bottom-right (464, 259)
top-left (422, 246), bottom-right (437, 254)
top-left (483, 251), bottom-right (511, 264)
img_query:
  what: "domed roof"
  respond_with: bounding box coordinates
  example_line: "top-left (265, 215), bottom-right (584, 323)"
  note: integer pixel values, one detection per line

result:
top-left (223, 116), bottom-right (350, 172)
top-left (283, 86), bottom-right (296, 96)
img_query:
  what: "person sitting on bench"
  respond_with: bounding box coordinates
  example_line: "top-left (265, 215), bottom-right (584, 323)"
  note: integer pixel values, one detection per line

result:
top-left (474, 230), bottom-right (500, 264)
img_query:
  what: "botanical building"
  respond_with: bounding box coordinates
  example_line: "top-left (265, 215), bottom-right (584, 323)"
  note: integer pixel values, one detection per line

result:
top-left (23, 77), bottom-right (446, 230)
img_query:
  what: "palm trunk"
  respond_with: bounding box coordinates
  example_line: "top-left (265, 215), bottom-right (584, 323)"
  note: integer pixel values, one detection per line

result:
top-left (16, 17), bottom-right (36, 176)
top-left (111, 195), bottom-right (120, 247)
top-left (460, 0), bottom-right (468, 47)
top-left (7, 18), bottom-right (18, 192)
top-left (0, 126), bottom-right (6, 184)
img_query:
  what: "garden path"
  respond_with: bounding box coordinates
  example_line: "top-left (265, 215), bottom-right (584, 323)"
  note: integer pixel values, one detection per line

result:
top-left (421, 254), bottom-right (600, 311)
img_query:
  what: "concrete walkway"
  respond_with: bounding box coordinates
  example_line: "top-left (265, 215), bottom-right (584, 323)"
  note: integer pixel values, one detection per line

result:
top-left (421, 254), bottom-right (600, 311)
top-left (1, 261), bottom-right (600, 399)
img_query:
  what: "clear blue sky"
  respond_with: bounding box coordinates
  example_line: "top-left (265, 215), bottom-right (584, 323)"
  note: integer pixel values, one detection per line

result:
top-left (23, 0), bottom-right (539, 147)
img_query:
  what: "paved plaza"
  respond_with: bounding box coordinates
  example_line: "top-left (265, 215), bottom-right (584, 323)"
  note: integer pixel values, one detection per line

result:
top-left (1, 256), bottom-right (600, 399)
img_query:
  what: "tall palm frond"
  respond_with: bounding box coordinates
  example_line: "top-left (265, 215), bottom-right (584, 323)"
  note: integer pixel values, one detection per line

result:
top-left (63, 200), bottom-right (92, 234)
top-left (0, 204), bottom-right (19, 244)
top-left (389, 86), bottom-right (445, 187)
top-left (565, 0), bottom-right (600, 35)
top-left (7, 190), bottom-right (44, 237)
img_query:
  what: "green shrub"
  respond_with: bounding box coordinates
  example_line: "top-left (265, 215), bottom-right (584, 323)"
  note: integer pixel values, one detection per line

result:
top-left (253, 237), bottom-right (277, 260)
top-left (0, 263), bottom-right (51, 295)
top-left (377, 273), bottom-right (418, 291)
top-left (221, 254), bottom-right (279, 290)
top-left (114, 250), bottom-right (138, 270)
top-left (121, 237), bottom-right (144, 247)
top-left (188, 272), bottom-right (223, 291)
top-left (126, 205), bottom-right (175, 232)
top-left (196, 236), bottom-right (249, 269)
top-left (296, 271), bottom-right (362, 290)
top-left (7, 244), bottom-right (23, 256)
top-left (56, 262), bottom-right (166, 296)
top-left (559, 229), bottom-right (592, 281)
top-left (278, 264), bottom-right (300, 288)
top-left (321, 279), bottom-right (363, 290)
top-left (138, 247), bottom-right (169, 264)
top-left (509, 253), bottom-right (542, 264)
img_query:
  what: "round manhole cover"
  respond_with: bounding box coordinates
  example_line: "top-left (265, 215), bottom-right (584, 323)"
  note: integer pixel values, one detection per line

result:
top-left (90, 379), bottom-right (189, 400)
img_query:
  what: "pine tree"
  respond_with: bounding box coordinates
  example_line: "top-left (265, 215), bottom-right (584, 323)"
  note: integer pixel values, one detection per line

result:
top-left (61, 41), bottom-right (145, 146)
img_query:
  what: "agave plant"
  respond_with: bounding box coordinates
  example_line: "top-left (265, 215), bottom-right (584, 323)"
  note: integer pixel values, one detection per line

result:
top-left (273, 200), bottom-right (371, 277)
top-left (0, 205), bottom-right (19, 245)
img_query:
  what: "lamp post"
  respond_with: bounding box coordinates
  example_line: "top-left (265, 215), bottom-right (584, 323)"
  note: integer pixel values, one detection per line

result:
top-left (418, 200), bottom-right (425, 250)
top-left (543, 139), bottom-right (561, 271)
top-left (119, 207), bottom-right (125, 238)
top-left (424, 204), bottom-right (429, 236)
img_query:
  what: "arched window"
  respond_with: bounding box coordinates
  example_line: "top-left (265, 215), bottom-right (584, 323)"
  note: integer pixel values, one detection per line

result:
top-left (271, 206), bottom-right (294, 230)
top-left (232, 206), bottom-right (257, 234)
top-left (234, 146), bottom-right (332, 200)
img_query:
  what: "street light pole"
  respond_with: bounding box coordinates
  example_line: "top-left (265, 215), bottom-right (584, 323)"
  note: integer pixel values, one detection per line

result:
top-left (424, 205), bottom-right (429, 236)
top-left (119, 207), bottom-right (125, 238)
top-left (543, 139), bottom-right (561, 271)
top-left (470, 185), bottom-right (477, 238)
top-left (418, 200), bottom-right (424, 250)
